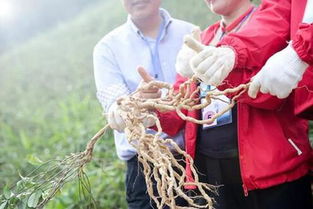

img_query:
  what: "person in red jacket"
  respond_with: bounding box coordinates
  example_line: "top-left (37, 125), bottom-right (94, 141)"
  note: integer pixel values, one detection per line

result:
top-left (209, 0), bottom-right (313, 119)
top-left (138, 0), bottom-right (313, 208)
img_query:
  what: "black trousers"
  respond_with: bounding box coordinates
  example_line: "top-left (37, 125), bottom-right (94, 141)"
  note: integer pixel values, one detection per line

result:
top-left (126, 156), bottom-right (156, 209)
top-left (194, 153), bottom-right (313, 209)
top-left (125, 155), bottom-right (187, 209)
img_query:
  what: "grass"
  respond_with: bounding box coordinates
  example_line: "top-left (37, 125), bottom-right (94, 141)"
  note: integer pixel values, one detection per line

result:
top-left (0, 0), bottom-right (311, 208)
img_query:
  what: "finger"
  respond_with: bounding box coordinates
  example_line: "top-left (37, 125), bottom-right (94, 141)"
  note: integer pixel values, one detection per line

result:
top-left (184, 35), bottom-right (205, 53)
top-left (140, 91), bottom-right (162, 99)
top-left (141, 88), bottom-right (160, 93)
top-left (191, 26), bottom-right (201, 41)
top-left (207, 65), bottom-right (225, 86)
top-left (190, 49), bottom-right (215, 71)
top-left (108, 108), bottom-right (119, 130)
top-left (114, 110), bottom-right (126, 132)
top-left (137, 66), bottom-right (154, 83)
top-left (273, 83), bottom-right (292, 99)
top-left (196, 56), bottom-right (222, 77)
top-left (260, 85), bottom-right (270, 94)
top-left (276, 90), bottom-right (291, 99)
top-left (248, 79), bottom-right (261, 99)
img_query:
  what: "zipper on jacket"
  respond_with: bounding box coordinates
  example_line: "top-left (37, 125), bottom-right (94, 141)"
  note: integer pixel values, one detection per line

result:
top-left (242, 184), bottom-right (248, 197)
top-left (288, 138), bottom-right (302, 155)
top-left (237, 104), bottom-right (249, 197)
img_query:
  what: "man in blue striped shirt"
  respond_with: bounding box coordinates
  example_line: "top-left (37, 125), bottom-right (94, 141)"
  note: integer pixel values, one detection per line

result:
top-left (93, 0), bottom-right (194, 208)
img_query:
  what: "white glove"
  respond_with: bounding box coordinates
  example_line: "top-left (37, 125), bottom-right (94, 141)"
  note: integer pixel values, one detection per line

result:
top-left (108, 101), bottom-right (156, 132)
top-left (190, 46), bottom-right (235, 86)
top-left (107, 102), bottom-right (126, 132)
top-left (175, 44), bottom-right (197, 78)
top-left (303, 0), bottom-right (313, 23)
top-left (248, 42), bottom-right (309, 99)
top-left (175, 27), bottom-right (203, 78)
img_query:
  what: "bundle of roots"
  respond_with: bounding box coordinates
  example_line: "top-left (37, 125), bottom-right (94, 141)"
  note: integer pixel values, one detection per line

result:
top-left (114, 77), bottom-right (248, 209)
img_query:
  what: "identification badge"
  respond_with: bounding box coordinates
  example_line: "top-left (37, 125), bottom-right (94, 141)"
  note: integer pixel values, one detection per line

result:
top-left (200, 83), bottom-right (232, 129)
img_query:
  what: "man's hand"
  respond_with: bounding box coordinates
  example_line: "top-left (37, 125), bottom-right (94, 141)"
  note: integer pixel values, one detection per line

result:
top-left (137, 66), bottom-right (162, 99)
top-left (248, 42), bottom-right (309, 99)
top-left (190, 46), bottom-right (235, 86)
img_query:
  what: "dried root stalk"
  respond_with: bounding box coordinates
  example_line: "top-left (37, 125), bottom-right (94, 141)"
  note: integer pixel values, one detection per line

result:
top-left (114, 78), bottom-right (249, 209)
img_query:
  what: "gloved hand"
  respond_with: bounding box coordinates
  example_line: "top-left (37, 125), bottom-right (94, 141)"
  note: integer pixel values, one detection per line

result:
top-left (175, 27), bottom-right (203, 78)
top-left (190, 46), bottom-right (235, 86)
top-left (107, 101), bottom-right (126, 132)
top-left (248, 42), bottom-right (309, 99)
top-left (108, 101), bottom-right (156, 132)
top-left (175, 44), bottom-right (197, 78)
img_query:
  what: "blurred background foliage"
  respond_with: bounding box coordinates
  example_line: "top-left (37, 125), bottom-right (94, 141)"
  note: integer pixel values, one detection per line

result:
top-left (0, 0), bottom-right (311, 208)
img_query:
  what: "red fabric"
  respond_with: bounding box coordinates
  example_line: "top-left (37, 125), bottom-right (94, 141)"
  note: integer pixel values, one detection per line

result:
top-left (294, 66), bottom-right (313, 120)
top-left (290, 2), bottom-right (313, 119)
top-left (218, 0), bottom-right (313, 119)
top-left (157, 12), bottom-right (312, 192)
top-left (292, 23), bottom-right (313, 65)
top-left (218, 0), bottom-right (291, 71)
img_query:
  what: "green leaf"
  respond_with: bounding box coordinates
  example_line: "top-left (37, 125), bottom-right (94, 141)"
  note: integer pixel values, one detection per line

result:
top-left (17, 200), bottom-right (27, 209)
top-left (3, 186), bottom-right (11, 199)
top-left (27, 191), bottom-right (42, 208)
top-left (0, 201), bottom-right (7, 209)
top-left (19, 131), bottom-right (31, 150)
top-left (26, 154), bottom-right (43, 166)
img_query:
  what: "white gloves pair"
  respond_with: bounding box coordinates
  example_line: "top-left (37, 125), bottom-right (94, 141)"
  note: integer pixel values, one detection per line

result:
top-left (176, 35), bottom-right (235, 86)
top-left (107, 101), bottom-right (156, 132)
top-left (248, 42), bottom-right (309, 99)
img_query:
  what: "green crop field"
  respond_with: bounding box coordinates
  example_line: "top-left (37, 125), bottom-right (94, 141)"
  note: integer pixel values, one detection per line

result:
top-left (0, 0), bottom-right (311, 208)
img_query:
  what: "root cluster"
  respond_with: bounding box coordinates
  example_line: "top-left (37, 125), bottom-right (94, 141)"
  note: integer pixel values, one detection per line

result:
top-left (114, 77), bottom-right (248, 208)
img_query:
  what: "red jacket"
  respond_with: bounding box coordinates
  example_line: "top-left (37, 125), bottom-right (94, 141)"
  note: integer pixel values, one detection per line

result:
top-left (219, 0), bottom-right (313, 119)
top-left (157, 3), bottom-right (312, 194)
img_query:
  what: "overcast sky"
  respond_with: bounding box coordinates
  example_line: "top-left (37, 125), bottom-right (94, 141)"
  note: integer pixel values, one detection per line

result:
top-left (0, 0), bottom-right (101, 54)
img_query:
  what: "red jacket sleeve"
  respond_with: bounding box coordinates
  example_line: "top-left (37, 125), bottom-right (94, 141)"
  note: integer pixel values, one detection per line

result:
top-left (154, 74), bottom-right (188, 137)
top-left (293, 66), bottom-right (313, 120)
top-left (292, 23), bottom-right (313, 65)
top-left (218, 0), bottom-right (291, 71)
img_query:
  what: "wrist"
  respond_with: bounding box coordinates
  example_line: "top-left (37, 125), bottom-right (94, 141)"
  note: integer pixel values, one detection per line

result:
top-left (286, 42), bottom-right (309, 75)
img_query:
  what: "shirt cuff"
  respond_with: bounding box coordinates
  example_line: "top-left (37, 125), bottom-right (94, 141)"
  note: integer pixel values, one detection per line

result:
top-left (292, 23), bottom-right (313, 65)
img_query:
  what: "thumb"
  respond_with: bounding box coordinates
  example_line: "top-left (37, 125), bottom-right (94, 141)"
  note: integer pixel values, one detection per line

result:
top-left (248, 78), bottom-right (261, 99)
top-left (191, 26), bottom-right (201, 41)
top-left (184, 35), bottom-right (204, 53)
top-left (137, 66), bottom-right (154, 83)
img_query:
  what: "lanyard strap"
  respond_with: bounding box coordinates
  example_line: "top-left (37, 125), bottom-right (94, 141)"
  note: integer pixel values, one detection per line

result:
top-left (219, 6), bottom-right (256, 41)
top-left (143, 19), bottom-right (165, 81)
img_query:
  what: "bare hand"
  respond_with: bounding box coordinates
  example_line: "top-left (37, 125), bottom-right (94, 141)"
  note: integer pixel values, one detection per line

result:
top-left (137, 66), bottom-right (162, 99)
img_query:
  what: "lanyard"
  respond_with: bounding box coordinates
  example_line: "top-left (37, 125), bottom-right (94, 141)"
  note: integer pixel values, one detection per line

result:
top-left (219, 7), bottom-right (256, 41)
top-left (142, 20), bottom-right (165, 81)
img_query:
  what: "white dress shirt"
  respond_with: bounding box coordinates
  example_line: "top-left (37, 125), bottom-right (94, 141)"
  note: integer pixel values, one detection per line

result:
top-left (93, 9), bottom-right (194, 160)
